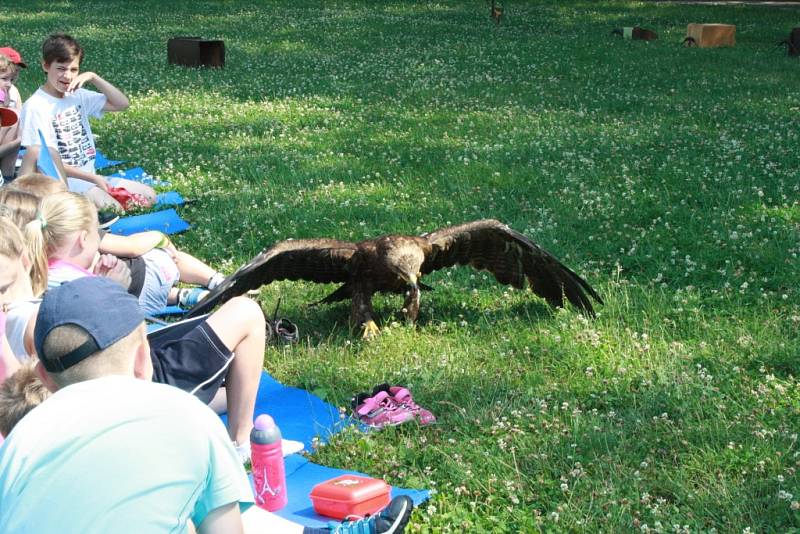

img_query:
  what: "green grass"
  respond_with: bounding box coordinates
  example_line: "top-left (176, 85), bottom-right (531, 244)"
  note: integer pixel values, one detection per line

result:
top-left (5, 0), bottom-right (800, 531)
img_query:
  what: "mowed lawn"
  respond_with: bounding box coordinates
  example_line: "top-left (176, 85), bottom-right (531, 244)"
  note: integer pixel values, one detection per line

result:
top-left (5, 0), bottom-right (800, 531)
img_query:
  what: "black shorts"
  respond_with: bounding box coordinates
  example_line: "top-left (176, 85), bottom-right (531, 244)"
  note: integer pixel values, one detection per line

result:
top-left (149, 318), bottom-right (233, 405)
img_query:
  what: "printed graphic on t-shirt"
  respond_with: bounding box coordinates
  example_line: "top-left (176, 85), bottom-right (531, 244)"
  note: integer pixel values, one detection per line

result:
top-left (51, 105), bottom-right (95, 168)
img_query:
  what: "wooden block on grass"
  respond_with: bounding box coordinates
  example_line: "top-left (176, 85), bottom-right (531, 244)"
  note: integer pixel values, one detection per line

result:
top-left (167, 37), bottom-right (225, 68)
top-left (685, 24), bottom-right (736, 48)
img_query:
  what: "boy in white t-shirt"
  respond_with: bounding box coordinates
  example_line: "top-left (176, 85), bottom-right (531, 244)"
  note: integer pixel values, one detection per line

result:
top-left (19, 33), bottom-right (155, 211)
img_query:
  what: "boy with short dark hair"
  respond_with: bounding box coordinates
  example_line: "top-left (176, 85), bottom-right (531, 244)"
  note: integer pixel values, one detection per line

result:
top-left (19, 33), bottom-right (155, 210)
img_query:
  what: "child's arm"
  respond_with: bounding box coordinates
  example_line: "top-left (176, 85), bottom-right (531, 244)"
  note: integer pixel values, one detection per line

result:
top-left (100, 231), bottom-right (174, 258)
top-left (67, 72), bottom-right (129, 112)
top-left (59, 163), bottom-right (111, 191)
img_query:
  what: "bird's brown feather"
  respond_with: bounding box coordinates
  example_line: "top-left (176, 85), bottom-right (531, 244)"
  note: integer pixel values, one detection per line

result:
top-left (187, 239), bottom-right (356, 317)
top-left (422, 219), bottom-right (602, 315)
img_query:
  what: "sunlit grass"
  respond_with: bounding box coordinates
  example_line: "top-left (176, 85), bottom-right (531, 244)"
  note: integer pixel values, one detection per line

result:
top-left (4, 0), bottom-right (800, 531)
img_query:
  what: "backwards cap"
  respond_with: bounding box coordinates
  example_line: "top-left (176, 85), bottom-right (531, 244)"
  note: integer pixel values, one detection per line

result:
top-left (34, 277), bottom-right (144, 373)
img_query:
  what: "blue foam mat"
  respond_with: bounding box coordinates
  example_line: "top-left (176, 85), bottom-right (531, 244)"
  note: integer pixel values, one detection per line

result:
top-left (108, 208), bottom-right (190, 236)
top-left (156, 191), bottom-right (185, 207)
top-left (220, 371), bottom-right (348, 450)
top-left (221, 371), bottom-right (430, 527)
top-left (273, 454), bottom-right (430, 528)
top-left (94, 150), bottom-right (125, 170)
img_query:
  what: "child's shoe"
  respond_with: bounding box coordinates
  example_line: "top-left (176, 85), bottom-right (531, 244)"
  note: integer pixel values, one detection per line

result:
top-left (371, 384), bottom-right (436, 426)
top-left (388, 386), bottom-right (436, 426)
top-left (269, 318), bottom-right (299, 344)
top-left (353, 391), bottom-right (414, 428)
top-left (178, 287), bottom-right (209, 308)
top-left (329, 495), bottom-right (414, 534)
top-left (206, 272), bottom-right (226, 290)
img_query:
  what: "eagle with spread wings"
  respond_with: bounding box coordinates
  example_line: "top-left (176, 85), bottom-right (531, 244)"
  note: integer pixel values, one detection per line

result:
top-left (187, 219), bottom-right (603, 337)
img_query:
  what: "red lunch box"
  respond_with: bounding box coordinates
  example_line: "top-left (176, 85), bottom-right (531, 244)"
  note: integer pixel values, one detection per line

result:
top-left (309, 474), bottom-right (392, 519)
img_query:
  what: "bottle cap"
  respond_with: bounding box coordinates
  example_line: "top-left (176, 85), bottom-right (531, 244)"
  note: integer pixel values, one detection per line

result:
top-left (254, 414), bottom-right (276, 431)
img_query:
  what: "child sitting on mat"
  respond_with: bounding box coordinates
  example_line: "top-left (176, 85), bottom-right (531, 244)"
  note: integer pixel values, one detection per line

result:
top-left (0, 53), bottom-right (21, 182)
top-left (0, 277), bottom-right (414, 534)
top-left (1, 214), bottom-right (264, 458)
top-left (9, 190), bottom-right (222, 314)
top-left (18, 33), bottom-right (156, 211)
top-left (0, 216), bottom-right (39, 365)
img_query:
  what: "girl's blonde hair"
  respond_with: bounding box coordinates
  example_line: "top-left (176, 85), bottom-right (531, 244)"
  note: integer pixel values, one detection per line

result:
top-left (0, 188), bottom-right (40, 229)
top-left (24, 192), bottom-right (97, 296)
top-left (0, 215), bottom-right (26, 265)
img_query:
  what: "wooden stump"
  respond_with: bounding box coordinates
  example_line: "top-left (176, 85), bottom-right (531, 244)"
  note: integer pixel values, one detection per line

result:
top-left (684, 24), bottom-right (736, 48)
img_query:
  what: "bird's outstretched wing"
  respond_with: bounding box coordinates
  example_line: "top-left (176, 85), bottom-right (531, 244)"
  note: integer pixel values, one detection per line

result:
top-left (186, 239), bottom-right (358, 318)
top-left (421, 219), bottom-right (603, 316)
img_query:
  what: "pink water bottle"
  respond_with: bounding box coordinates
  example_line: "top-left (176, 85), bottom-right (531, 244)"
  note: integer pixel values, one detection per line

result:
top-left (250, 414), bottom-right (288, 511)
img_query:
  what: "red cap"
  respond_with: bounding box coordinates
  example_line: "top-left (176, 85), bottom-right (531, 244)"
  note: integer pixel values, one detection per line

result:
top-left (0, 47), bottom-right (27, 68)
top-left (0, 107), bottom-right (18, 127)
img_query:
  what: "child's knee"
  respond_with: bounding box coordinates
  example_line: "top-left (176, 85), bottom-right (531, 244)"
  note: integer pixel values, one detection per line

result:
top-left (225, 296), bottom-right (266, 328)
top-left (121, 179), bottom-right (156, 201)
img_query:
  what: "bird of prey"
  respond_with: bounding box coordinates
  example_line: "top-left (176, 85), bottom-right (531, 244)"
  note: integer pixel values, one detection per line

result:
top-left (187, 219), bottom-right (602, 337)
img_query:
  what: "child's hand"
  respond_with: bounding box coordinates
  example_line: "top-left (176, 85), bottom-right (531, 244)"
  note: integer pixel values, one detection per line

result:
top-left (91, 175), bottom-right (110, 192)
top-left (93, 254), bottom-right (132, 289)
top-left (66, 72), bottom-right (97, 94)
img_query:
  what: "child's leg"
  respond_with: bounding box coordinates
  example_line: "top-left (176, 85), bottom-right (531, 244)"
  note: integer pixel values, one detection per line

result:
top-left (111, 177), bottom-right (156, 203)
top-left (204, 296), bottom-right (266, 446)
top-left (0, 140), bottom-right (20, 179)
top-left (173, 251), bottom-right (218, 286)
top-left (84, 186), bottom-right (124, 211)
top-left (18, 144), bottom-right (38, 176)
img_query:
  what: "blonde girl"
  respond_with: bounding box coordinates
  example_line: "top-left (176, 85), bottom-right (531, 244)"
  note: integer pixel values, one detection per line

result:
top-left (23, 192), bottom-right (222, 315)
top-left (0, 216), bottom-right (37, 378)
top-left (25, 191), bottom-right (132, 297)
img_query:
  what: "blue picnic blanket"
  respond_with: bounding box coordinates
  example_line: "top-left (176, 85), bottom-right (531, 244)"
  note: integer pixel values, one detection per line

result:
top-left (221, 371), bottom-right (430, 528)
top-left (108, 208), bottom-right (190, 236)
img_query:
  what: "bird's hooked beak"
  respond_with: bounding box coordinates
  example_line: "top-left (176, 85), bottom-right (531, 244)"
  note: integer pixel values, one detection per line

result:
top-left (402, 272), bottom-right (420, 287)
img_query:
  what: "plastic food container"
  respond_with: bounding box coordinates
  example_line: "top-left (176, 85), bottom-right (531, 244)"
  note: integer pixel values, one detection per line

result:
top-left (310, 475), bottom-right (391, 519)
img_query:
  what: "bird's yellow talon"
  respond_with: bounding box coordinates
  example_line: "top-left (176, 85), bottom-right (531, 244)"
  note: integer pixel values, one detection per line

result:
top-left (361, 320), bottom-right (380, 340)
